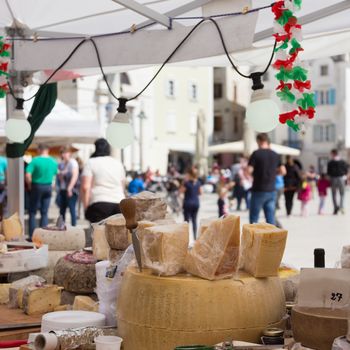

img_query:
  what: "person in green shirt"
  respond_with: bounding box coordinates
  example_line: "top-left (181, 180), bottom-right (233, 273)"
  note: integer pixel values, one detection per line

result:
top-left (25, 143), bottom-right (58, 239)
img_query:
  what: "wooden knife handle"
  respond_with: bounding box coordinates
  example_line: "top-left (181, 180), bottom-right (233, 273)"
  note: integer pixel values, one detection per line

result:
top-left (120, 198), bottom-right (138, 230)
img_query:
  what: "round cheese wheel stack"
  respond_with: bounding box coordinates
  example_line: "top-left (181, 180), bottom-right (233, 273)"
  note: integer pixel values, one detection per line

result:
top-left (54, 252), bottom-right (97, 294)
top-left (117, 267), bottom-right (286, 350)
top-left (32, 226), bottom-right (85, 251)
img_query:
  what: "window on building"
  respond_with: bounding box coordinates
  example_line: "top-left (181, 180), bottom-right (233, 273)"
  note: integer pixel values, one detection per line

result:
top-left (325, 124), bottom-right (336, 142)
top-left (315, 89), bottom-right (336, 105)
top-left (166, 79), bottom-right (175, 97)
top-left (320, 65), bottom-right (329, 76)
top-left (166, 113), bottom-right (177, 133)
top-left (189, 83), bottom-right (198, 101)
top-left (214, 83), bottom-right (223, 99)
top-left (190, 113), bottom-right (197, 135)
top-left (214, 115), bottom-right (223, 132)
top-left (313, 125), bottom-right (323, 142)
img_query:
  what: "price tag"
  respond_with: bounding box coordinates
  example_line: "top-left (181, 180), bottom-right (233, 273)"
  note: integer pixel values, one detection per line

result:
top-left (297, 268), bottom-right (350, 309)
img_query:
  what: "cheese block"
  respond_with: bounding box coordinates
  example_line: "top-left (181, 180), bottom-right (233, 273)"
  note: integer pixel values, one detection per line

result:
top-left (54, 252), bottom-right (97, 293)
top-left (133, 191), bottom-right (167, 221)
top-left (32, 226), bottom-right (85, 251)
top-left (142, 223), bottom-right (189, 276)
top-left (2, 212), bottom-right (23, 241)
top-left (0, 284), bottom-right (10, 304)
top-left (240, 223), bottom-right (288, 278)
top-left (105, 216), bottom-right (129, 250)
top-left (54, 304), bottom-right (70, 311)
top-left (108, 249), bottom-right (125, 264)
top-left (117, 267), bottom-right (286, 350)
top-left (73, 295), bottom-right (99, 312)
top-left (92, 223), bottom-right (110, 260)
top-left (22, 284), bottom-right (62, 315)
top-left (185, 215), bottom-right (240, 280)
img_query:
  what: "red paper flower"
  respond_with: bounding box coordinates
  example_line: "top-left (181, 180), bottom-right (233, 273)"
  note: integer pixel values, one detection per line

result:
top-left (272, 1), bottom-right (285, 19)
top-left (298, 107), bottom-right (315, 119)
top-left (0, 62), bottom-right (8, 71)
top-left (273, 33), bottom-right (291, 42)
top-left (276, 81), bottom-right (292, 91)
top-left (279, 110), bottom-right (299, 124)
top-left (294, 80), bottom-right (311, 92)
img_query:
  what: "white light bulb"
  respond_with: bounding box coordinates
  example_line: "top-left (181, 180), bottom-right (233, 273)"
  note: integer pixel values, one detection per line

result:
top-left (5, 104), bottom-right (31, 143)
top-left (245, 89), bottom-right (279, 133)
top-left (106, 112), bottom-right (133, 149)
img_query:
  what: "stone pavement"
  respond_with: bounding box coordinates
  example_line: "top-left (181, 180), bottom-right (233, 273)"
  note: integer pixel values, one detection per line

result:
top-left (44, 188), bottom-right (350, 270)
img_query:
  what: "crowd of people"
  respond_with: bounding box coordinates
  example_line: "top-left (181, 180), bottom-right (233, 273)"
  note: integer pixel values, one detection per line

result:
top-left (0, 133), bottom-right (349, 240)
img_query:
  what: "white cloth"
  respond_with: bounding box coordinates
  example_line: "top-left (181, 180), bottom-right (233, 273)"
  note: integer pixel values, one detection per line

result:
top-left (82, 156), bottom-right (125, 205)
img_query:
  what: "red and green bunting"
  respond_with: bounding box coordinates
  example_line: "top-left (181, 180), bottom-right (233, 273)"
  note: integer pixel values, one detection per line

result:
top-left (272, 0), bottom-right (315, 132)
top-left (0, 37), bottom-right (10, 99)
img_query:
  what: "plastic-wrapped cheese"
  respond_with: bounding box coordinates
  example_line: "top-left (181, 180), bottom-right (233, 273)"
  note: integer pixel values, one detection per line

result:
top-left (117, 267), bottom-right (286, 350)
top-left (23, 284), bottom-right (62, 315)
top-left (185, 215), bottom-right (240, 280)
top-left (92, 223), bottom-right (110, 260)
top-left (142, 223), bottom-right (189, 276)
top-left (32, 226), bottom-right (85, 251)
top-left (240, 223), bottom-right (288, 278)
top-left (0, 284), bottom-right (10, 304)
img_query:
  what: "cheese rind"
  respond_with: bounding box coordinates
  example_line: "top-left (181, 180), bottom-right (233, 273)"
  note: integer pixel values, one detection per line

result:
top-left (92, 223), bottom-right (110, 260)
top-left (185, 215), bottom-right (240, 280)
top-left (0, 284), bottom-right (10, 304)
top-left (240, 223), bottom-right (288, 278)
top-left (2, 212), bottom-right (23, 241)
top-left (105, 216), bottom-right (129, 250)
top-left (142, 223), bottom-right (189, 276)
top-left (73, 295), bottom-right (99, 312)
top-left (22, 284), bottom-right (62, 315)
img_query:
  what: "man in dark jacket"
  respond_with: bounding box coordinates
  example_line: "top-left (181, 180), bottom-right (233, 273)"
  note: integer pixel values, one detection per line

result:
top-left (327, 149), bottom-right (348, 214)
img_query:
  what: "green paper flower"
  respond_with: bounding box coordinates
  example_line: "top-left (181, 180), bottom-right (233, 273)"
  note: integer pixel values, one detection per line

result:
top-left (291, 66), bottom-right (308, 82)
top-left (276, 87), bottom-right (296, 103)
top-left (293, 0), bottom-right (302, 10)
top-left (275, 67), bottom-right (293, 82)
top-left (0, 89), bottom-right (6, 98)
top-left (276, 9), bottom-right (294, 26)
top-left (0, 51), bottom-right (10, 57)
top-left (275, 39), bottom-right (289, 52)
top-left (289, 38), bottom-right (302, 55)
top-left (286, 119), bottom-right (300, 132)
top-left (297, 93), bottom-right (316, 109)
top-left (0, 70), bottom-right (9, 77)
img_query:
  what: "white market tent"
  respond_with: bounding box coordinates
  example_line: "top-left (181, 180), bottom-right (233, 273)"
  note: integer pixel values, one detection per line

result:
top-left (1, 0), bottom-right (350, 217)
top-left (208, 140), bottom-right (301, 156)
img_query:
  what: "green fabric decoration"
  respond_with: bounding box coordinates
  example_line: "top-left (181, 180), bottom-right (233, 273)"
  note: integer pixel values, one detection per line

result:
top-left (293, 0), bottom-right (302, 9)
top-left (275, 40), bottom-right (289, 52)
top-left (275, 67), bottom-right (293, 82)
top-left (291, 66), bottom-right (308, 81)
top-left (6, 83), bottom-right (57, 158)
top-left (289, 38), bottom-right (302, 55)
top-left (277, 87), bottom-right (296, 103)
top-left (276, 9), bottom-right (293, 26)
top-left (296, 93), bottom-right (316, 110)
top-left (286, 119), bottom-right (300, 132)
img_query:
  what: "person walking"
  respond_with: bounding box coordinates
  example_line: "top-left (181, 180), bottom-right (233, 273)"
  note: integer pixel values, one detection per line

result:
top-left (57, 146), bottom-right (80, 226)
top-left (284, 155), bottom-right (301, 216)
top-left (180, 168), bottom-right (202, 239)
top-left (25, 144), bottom-right (58, 239)
top-left (297, 173), bottom-right (312, 217)
top-left (327, 149), bottom-right (349, 215)
top-left (81, 138), bottom-right (126, 223)
top-left (317, 173), bottom-right (330, 215)
top-left (248, 133), bottom-right (286, 225)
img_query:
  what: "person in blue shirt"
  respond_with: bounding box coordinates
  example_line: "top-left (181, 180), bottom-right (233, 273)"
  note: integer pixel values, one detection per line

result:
top-left (0, 156), bottom-right (7, 185)
top-left (128, 172), bottom-right (145, 195)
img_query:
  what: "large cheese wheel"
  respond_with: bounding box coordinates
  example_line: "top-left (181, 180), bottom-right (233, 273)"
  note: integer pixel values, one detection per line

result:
top-left (54, 252), bottom-right (97, 293)
top-left (117, 267), bottom-right (286, 350)
top-left (32, 226), bottom-right (85, 251)
top-left (292, 307), bottom-right (347, 350)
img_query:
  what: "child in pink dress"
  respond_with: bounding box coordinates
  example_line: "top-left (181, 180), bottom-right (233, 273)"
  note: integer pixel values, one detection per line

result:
top-left (317, 173), bottom-right (330, 215)
top-left (298, 173), bottom-right (312, 216)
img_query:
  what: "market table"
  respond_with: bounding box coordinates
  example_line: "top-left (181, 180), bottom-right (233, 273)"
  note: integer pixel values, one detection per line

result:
top-left (0, 305), bottom-right (41, 341)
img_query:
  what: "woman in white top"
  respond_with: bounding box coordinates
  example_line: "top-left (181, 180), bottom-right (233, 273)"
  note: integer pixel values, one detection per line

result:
top-left (81, 138), bottom-right (126, 223)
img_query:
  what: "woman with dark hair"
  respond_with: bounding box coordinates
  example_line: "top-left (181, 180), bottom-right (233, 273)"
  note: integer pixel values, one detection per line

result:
top-left (81, 138), bottom-right (126, 223)
top-left (180, 167), bottom-right (202, 239)
top-left (284, 155), bottom-right (301, 216)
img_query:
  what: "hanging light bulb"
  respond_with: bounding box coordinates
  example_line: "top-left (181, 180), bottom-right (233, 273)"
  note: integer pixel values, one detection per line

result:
top-left (245, 72), bottom-right (280, 133)
top-left (5, 98), bottom-right (31, 143)
top-left (106, 98), bottom-right (133, 149)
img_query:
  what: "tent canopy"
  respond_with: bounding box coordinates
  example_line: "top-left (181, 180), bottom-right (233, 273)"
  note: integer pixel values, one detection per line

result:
top-left (209, 140), bottom-right (301, 156)
top-left (0, 0), bottom-right (350, 80)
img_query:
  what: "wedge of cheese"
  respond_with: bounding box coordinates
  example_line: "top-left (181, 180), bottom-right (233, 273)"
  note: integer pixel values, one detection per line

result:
top-left (73, 295), bottom-right (98, 312)
top-left (240, 223), bottom-right (288, 278)
top-left (184, 215), bottom-right (240, 280)
top-left (2, 212), bottom-right (23, 241)
top-left (92, 223), bottom-right (110, 260)
top-left (143, 223), bottom-right (189, 276)
top-left (22, 284), bottom-right (62, 315)
top-left (0, 284), bottom-right (10, 304)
